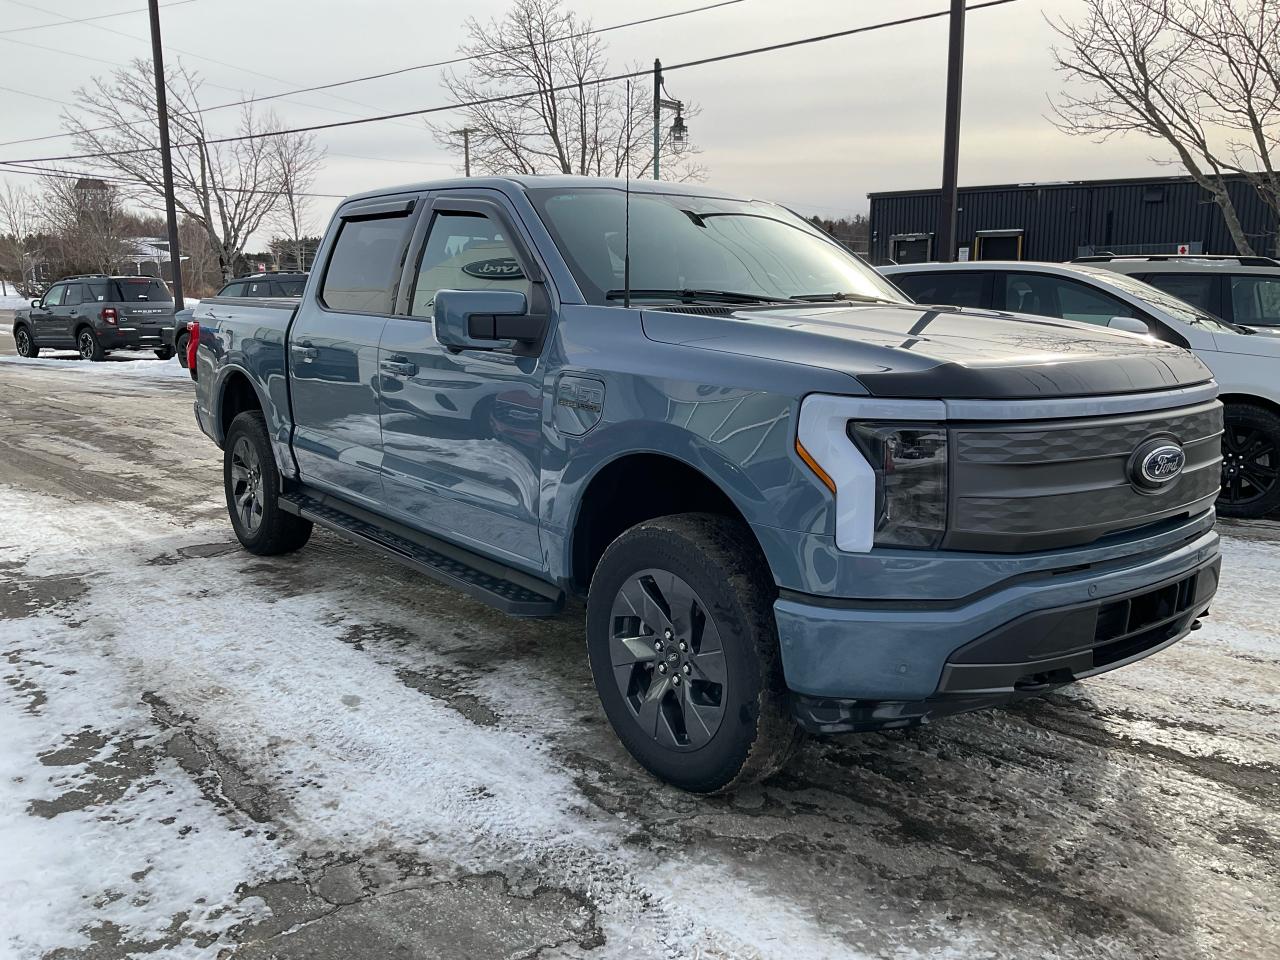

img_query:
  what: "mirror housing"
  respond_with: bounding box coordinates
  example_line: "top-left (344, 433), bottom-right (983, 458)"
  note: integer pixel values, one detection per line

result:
top-left (30, 298), bottom-right (42, 309)
top-left (1107, 315), bottom-right (1151, 336)
top-left (434, 289), bottom-right (544, 351)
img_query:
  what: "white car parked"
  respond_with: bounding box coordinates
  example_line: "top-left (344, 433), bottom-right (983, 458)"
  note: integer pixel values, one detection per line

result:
top-left (881, 260), bottom-right (1280, 517)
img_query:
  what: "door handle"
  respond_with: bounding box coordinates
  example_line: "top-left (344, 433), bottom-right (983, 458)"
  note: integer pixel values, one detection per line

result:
top-left (379, 356), bottom-right (417, 377)
top-left (292, 345), bottom-right (319, 362)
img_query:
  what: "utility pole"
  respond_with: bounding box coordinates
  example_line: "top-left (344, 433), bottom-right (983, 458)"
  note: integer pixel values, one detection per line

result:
top-left (458, 128), bottom-right (475, 177)
top-left (653, 59), bottom-right (662, 181)
top-left (937, 0), bottom-right (965, 263)
top-left (147, 0), bottom-right (183, 309)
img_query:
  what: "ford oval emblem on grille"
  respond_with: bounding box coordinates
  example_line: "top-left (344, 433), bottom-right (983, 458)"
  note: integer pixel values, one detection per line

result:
top-left (1130, 438), bottom-right (1186, 490)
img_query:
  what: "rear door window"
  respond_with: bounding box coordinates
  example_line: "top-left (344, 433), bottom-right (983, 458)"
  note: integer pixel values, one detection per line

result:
top-left (85, 281), bottom-right (109, 302)
top-left (321, 214), bottom-right (411, 314)
top-left (1229, 274), bottom-right (1280, 326)
top-left (891, 271), bottom-right (989, 308)
top-left (274, 278), bottom-right (306, 296)
top-left (221, 282), bottom-right (248, 297)
top-left (1135, 273), bottom-right (1217, 314)
top-left (246, 280), bottom-right (273, 297)
top-left (62, 283), bottom-right (83, 306)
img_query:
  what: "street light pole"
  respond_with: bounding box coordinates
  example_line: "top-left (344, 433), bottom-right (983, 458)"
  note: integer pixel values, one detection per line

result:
top-left (653, 59), bottom-right (662, 181)
top-left (459, 127), bottom-right (474, 177)
top-left (146, 0), bottom-right (183, 309)
top-left (937, 0), bottom-right (966, 263)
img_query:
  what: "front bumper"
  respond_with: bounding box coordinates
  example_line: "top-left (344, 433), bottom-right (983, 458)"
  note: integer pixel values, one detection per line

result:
top-left (774, 521), bottom-right (1220, 721)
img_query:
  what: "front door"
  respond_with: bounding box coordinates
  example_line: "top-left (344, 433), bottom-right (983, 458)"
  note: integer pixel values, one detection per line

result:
top-left (287, 195), bottom-right (420, 508)
top-left (34, 282), bottom-right (67, 343)
top-left (377, 192), bottom-right (549, 568)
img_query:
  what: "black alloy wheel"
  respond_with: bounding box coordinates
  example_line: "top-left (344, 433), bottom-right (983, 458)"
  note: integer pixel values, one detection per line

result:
top-left (1219, 403), bottom-right (1280, 517)
top-left (78, 328), bottom-right (104, 361)
top-left (14, 326), bottom-right (38, 358)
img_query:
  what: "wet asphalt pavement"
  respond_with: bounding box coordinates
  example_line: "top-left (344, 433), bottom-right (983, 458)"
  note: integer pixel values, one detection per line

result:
top-left (1, 314), bottom-right (1278, 960)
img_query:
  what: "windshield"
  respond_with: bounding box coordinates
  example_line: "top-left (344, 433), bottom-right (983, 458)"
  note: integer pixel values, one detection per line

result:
top-left (529, 187), bottom-right (905, 306)
top-left (112, 278), bottom-right (174, 303)
top-left (1078, 267), bottom-right (1244, 334)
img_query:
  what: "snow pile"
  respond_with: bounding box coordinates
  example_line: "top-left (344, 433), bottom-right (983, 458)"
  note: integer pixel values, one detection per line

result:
top-left (0, 294), bottom-right (31, 310)
top-left (0, 355), bottom-right (192, 380)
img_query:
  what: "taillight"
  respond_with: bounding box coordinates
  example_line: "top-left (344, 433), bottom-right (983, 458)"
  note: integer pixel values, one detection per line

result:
top-left (100, 307), bottom-right (117, 324)
top-left (186, 321), bottom-right (200, 373)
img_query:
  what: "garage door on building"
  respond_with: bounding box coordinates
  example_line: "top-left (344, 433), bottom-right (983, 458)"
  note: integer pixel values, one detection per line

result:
top-left (890, 233), bottom-right (933, 264)
top-left (974, 229), bottom-right (1024, 260)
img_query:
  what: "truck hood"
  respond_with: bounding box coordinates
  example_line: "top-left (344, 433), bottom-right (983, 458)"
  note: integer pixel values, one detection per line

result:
top-left (640, 302), bottom-right (1213, 399)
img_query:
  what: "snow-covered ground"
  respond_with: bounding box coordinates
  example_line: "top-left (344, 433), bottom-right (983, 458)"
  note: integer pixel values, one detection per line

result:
top-left (0, 354), bottom-right (191, 379)
top-left (1, 361), bottom-right (1278, 960)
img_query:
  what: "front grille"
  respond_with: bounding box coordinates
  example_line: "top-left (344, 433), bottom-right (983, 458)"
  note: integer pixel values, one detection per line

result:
top-left (946, 400), bottom-right (1222, 552)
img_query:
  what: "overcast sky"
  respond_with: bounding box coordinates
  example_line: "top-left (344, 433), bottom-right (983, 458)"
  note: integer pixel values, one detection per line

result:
top-left (0, 0), bottom-right (1185, 233)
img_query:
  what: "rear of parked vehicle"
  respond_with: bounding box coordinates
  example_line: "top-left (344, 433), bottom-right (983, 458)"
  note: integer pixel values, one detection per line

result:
top-left (12, 275), bottom-right (177, 361)
top-left (172, 272), bottom-right (307, 368)
top-left (885, 260), bottom-right (1280, 518)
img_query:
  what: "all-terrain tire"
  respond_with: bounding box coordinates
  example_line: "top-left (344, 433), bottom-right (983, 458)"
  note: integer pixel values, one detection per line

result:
top-left (14, 325), bottom-right (38, 358)
top-left (175, 331), bottom-right (190, 368)
top-left (77, 326), bottom-right (104, 361)
top-left (586, 513), bottom-right (803, 793)
top-left (1219, 402), bottom-right (1280, 518)
top-left (224, 410), bottom-right (313, 555)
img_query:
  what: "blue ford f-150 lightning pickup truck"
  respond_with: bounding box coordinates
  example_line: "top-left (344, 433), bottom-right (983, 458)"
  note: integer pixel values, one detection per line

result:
top-left (191, 176), bottom-right (1223, 792)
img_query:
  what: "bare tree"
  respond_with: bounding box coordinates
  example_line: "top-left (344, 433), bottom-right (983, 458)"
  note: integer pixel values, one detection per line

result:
top-left (0, 183), bottom-right (42, 295)
top-left (1049, 0), bottom-right (1259, 253)
top-left (65, 59), bottom-right (285, 281)
top-left (432, 0), bottom-right (703, 181)
top-left (267, 130), bottom-right (325, 271)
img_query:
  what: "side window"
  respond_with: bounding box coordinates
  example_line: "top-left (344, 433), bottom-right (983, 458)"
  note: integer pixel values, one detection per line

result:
top-left (1229, 275), bottom-right (1280, 326)
top-left (62, 283), bottom-right (83, 306)
top-left (1000, 273), bottom-right (1136, 324)
top-left (409, 210), bottom-right (531, 318)
top-left (275, 278), bottom-right (305, 296)
top-left (246, 280), bottom-right (271, 297)
top-left (43, 284), bottom-right (66, 307)
top-left (86, 281), bottom-right (108, 302)
top-left (1138, 273), bottom-right (1216, 313)
top-left (321, 214), bottom-right (411, 314)
top-left (221, 282), bottom-right (248, 297)
top-left (891, 271), bottom-right (988, 308)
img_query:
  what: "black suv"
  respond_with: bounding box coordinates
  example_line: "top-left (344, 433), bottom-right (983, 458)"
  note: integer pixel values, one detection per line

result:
top-left (13, 275), bottom-right (176, 361)
top-left (171, 271), bottom-right (307, 367)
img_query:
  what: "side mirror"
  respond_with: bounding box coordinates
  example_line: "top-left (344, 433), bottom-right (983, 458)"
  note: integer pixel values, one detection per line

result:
top-left (434, 289), bottom-right (544, 351)
top-left (30, 298), bottom-right (42, 309)
top-left (1107, 315), bottom-right (1151, 336)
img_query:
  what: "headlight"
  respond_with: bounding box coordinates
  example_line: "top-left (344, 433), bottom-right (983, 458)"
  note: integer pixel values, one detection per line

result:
top-left (847, 423), bottom-right (948, 548)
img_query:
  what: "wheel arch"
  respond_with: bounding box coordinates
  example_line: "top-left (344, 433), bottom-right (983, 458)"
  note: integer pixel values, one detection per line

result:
top-left (1219, 392), bottom-right (1280, 418)
top-left (214, 365), bottom-right (268, 444)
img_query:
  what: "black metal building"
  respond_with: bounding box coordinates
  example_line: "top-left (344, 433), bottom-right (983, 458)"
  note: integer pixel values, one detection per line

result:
top-left (867, 174), bottom-right (1277, 265)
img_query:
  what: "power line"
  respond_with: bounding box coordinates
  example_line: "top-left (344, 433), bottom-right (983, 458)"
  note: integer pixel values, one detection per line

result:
top-left (0, 0), bottom-right (1020, 179)
top-left (0, 159), bottom-right (347, 198)
top-left (0, 0), bottom-right (748, 149)
top-left (0, 83), bottom-right (77, 107)
top-left (0, 0), bottom-right (195, 35)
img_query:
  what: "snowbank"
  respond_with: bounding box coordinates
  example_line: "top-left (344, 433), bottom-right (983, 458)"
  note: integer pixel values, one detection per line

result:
top-left (0, 354), bottom-right (192, 380)
top-left (0, 295), bottom-right (31, 310)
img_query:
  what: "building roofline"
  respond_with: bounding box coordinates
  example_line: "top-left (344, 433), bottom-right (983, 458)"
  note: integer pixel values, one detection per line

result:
top-left (866, 172), bottom-right (1253, 200)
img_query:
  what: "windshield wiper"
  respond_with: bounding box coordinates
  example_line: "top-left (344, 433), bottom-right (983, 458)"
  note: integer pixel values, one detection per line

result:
top-left (791, 292), bottom-right (897, 304)
top-left (605, 288), bottom-right (797, 305)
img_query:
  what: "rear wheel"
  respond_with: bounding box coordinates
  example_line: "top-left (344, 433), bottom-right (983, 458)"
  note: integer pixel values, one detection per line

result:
top-left (154, 346), bottom-right (175, 360)
top-left (176, 331), bottom-right (190, 368)
top-left (224, 410), bottom-right (313, 555)
top-left (77, 327), bottom-right (104, 362)
top-left (14, 325), bottom-right (38, 358)
top-left (586, 513), bottom-right (802, 793)
top-left (1219, 403), bottom-right (1280, 518)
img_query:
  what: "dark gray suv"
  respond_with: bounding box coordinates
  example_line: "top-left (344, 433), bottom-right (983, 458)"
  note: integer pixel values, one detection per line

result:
top-left (12, 275), bottom-right (177, 361)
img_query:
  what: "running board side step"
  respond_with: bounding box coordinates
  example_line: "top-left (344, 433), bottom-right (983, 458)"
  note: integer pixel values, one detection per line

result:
top-left (279, 489), bottom-right (564, 618)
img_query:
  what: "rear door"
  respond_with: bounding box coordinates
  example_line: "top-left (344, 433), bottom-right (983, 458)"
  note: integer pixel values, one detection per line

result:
top-left (376, 190), bottom-right (550, 567)
top-left (287, 194), bottom-right (420, 507)
top-left (59, 283), bottom-right (87, 340)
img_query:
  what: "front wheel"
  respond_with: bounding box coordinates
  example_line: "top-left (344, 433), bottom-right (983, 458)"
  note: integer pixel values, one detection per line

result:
top-left (586, 513), bottom-right (802, 793)
top-left (14, 326), bottom-right (38, 358)
top-left (223, 410), bottom-right (313, 555)
top-left (77, 327), bottom-right (104, 361)
top-left (1219, 403), bottom-right (1280, 518)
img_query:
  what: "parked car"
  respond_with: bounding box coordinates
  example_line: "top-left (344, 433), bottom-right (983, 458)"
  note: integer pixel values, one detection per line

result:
top-left (12, 274), bottom-right (176, 361)
top-left (1074, 254), bottom-right (1280, 328)
top-left (882, 260), bottom-right (1280, 518)
top-left (171, 271), bottom-right (307, 368)
top-left (191, 177), bottom-right (1221, 792)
